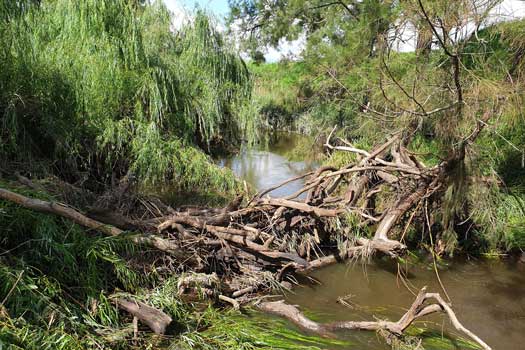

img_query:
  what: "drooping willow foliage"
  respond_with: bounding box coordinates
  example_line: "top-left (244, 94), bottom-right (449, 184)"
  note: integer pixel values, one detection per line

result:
top-left (0, 0), bottom-right (255, 193)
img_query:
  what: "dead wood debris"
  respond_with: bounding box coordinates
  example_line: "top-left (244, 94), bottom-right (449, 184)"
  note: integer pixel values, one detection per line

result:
top-left (258, 287), bottom-right (492, 350)
top-left (114, 298), bottom-right (172, 335)
top-left (0, 127), bottom-right (494, 348)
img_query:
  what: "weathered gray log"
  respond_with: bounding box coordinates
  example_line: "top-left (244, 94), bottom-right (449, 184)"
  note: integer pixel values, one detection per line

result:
top-left (258, 287), bottom-right (492, 350)
top-left (115, 298), bottom-right (172, 335)
top-left (0, 188), bottom-right (184, 257)
top-left (259, 197), bottom-right (343, 217)
top-left (158, 215), bottom-right (308, 266)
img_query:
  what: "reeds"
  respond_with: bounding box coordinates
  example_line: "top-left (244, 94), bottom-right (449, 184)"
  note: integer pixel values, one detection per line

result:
top-left (0, 0), bottom-right (254, 194)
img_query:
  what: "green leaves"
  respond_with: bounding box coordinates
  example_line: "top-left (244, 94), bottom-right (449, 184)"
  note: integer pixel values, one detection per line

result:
top-left (0, 1), bottom-right (253, 195)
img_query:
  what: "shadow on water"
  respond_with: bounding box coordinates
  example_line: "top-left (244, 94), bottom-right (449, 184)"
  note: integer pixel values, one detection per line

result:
top-left (218, 131), bottom-right (524, 349)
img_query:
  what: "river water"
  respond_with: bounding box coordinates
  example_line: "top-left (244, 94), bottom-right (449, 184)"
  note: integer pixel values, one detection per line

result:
top-left (219, 132), bottom-right (525, 350)
top-left (286, 260), bottom-right (525, 349)
top-left (217, 132), bottom-right (319, 197)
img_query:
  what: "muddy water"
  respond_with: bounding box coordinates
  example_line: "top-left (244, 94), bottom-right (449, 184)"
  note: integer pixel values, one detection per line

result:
top-left (220, 132), bottom-right (525, 350)
top-left (285, 259), bottom-right (525, 349)
top-left (217, 132), bottom-right (318, 197)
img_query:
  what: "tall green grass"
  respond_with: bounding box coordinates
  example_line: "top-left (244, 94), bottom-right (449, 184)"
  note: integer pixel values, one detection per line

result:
top-left (0, 0), bottom-right (254, 195)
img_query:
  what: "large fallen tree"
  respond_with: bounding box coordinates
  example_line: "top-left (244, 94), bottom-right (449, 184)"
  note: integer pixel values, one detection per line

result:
top-left (258, 286), bottom-right (492, 350)
top-left (0, 112), bottom-right (494, 348)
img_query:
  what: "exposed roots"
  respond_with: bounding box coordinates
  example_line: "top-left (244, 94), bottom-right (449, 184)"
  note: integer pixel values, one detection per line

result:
top-left (0, 124), bottom-right (494, 349)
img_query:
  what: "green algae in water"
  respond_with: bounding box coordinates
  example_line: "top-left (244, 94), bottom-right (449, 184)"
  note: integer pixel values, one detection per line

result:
top-left (177, 310), bottom-right (351, 350)
top-left (407, 328), bottom-right (482, 350)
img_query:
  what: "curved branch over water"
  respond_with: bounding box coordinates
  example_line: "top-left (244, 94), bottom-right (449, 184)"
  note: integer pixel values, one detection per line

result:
top-left (258, 287), bottom-right (492, 350)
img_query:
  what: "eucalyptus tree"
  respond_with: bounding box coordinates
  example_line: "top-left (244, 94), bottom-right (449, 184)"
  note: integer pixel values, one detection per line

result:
top-left (229, 0), bottom-right (395, 60)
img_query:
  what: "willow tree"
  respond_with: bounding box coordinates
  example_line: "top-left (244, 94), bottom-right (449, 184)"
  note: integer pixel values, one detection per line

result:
top-left (0, 0), bottom-right (254, 195)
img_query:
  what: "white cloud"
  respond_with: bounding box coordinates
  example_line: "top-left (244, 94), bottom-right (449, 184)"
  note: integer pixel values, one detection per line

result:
top-left (161, 0), bottom-right (227, 32)
top-left (162, 0), bottom-right (303, 61)
top-left (492, 0), bottom-right (525, 20)
top-left (392, 0), bottom-right (525, 53)
top-left (264, 35), bottom-right (306, 63)
top-left (162, 0), bottom-right (525, 60)
top-left (160, 0), bottom-right (191, 30)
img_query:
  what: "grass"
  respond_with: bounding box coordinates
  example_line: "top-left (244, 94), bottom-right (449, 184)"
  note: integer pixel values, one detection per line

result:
top-left (250, 17), bottom-right (525, 254)
top-left (0, 181), bottom-right (353, 350)
top-left (0, 0), bottom-right (254, 197)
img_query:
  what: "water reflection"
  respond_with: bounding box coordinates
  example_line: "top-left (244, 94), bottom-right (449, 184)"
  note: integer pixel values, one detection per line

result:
top-left (217, 132), bottom-right (318, 197)
top-left (285, 259), bottom-right (525, 350)
top-left (218, 132), bottom-right (525, 350)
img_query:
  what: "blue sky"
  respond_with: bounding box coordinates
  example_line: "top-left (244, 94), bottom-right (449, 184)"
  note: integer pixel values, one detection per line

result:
top-left (163, 0), bottom-right (230, 18)
top-left (161, 0), bottom-right (525, 62)
top-left (161, 0), bottom-right (306, 62)
top-left (166, 0), bottom-right (525, 24)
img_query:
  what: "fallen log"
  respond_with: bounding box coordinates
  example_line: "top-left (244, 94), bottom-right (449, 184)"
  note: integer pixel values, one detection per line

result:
top-left (301, 237), bottom-right (406, 272)
top-left (259, 197), bottom-right (343, 217)
top-left (0, 188), bottom-right (185, 257)
top-left (253, 171), bottom-right (315, 201)
top-left (115, 298), bottom-right (172, 335)
top-left (258, 287), bottom-right (492, 350)
top-left (210, 229), bottom-right (308, 266)
top-left (158, 213), bottom-right (309, 266)
top-left (0, 188), bottom-right (123, 236)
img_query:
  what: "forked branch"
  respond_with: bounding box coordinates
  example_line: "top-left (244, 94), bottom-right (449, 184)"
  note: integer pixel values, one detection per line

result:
top-left (258, 287), bottom-right (492, 350)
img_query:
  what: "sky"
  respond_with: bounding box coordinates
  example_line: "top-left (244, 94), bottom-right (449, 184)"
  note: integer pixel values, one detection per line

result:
top-left (162, 0), bottom-right (525, 62)
top-left (162, 0), bottom-right (229, 18)
top-left (161, 0), bottom-right (305, 62)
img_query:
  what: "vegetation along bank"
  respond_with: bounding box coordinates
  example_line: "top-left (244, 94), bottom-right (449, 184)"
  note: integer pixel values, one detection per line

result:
top-left (1, 0), bottom-right (524, 349)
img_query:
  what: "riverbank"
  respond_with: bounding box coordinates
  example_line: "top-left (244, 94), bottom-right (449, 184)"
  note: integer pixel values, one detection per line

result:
top-left (219, 132), bottom-right (525, 349)
top-left (0, 130), bottom-right (505, 350)
top-left (2, 2), bottom-right (525, 349)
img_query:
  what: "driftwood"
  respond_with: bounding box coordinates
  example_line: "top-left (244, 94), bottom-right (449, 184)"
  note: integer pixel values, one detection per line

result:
top-left (0, 119), bottom-right (494, 347)
top-left (0, 188), bottom-right (185, 258)
top-left (219, 294), bottom-right (240, 310)
top-left (2, 123), bottom-right (490, 285)
top-left (154, 124), bottom-right (495, 347)
top-left (258, 287), bottom-right (492, 350)
top-left (177, 272), bottom-right (220, 297)
top-left (152, 125), bottom-right (489, 291)
top-left (115, 298), bottom-right (172, 335)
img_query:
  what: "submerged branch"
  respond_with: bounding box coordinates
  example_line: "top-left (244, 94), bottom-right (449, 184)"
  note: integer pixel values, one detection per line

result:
top-left (258, 287), bottom-right (492, 350)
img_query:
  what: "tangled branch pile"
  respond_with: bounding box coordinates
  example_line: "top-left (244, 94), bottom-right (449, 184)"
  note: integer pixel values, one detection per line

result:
top-left (0, 115), bottom-right (495, 348)
top-left (152, 112), bottom-right (491, 290)
top-left (2, 115), bottom-right (493, 295)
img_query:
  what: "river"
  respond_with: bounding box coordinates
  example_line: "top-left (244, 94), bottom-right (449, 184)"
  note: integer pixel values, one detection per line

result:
top-left (219, 132), bottom-right (525, 350)
top-left (217, 132), bottom-right (319, 197)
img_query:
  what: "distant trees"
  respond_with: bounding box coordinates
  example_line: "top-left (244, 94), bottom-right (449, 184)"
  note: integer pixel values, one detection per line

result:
top-left (232, 0), bottom-right (525, 253)
top-left (251, 50), bottom-right (266, 64)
